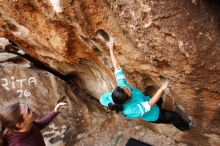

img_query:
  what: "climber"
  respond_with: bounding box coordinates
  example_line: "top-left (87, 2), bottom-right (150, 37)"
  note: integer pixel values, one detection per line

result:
top-left (0, 102), bottom-right (67, 146)
top-left (99, 38), bottom-right (191, 131)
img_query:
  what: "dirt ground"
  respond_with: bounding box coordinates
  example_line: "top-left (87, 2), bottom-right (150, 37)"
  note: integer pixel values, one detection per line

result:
top-left (76, 112), bottom-right (188, 146)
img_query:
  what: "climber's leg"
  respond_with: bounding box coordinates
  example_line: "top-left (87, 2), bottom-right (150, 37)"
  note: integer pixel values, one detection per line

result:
top-left (153, 109), bottom-right (191, 131)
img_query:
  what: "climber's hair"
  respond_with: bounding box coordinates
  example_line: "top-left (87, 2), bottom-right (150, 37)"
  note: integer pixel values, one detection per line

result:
top-left (108, 103), bottom-right (123, 113)
top-left (0, 102), bottom-right (24, 145)
top-left (108, 86), bottom-right (130, 112)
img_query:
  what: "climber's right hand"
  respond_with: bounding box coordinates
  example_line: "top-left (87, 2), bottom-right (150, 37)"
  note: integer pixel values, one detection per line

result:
top-left (106, 38), bottom-right (114, 51)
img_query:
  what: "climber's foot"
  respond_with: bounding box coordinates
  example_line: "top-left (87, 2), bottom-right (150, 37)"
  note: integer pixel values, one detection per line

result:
top-left (178, 120), bottom-right (192, 131)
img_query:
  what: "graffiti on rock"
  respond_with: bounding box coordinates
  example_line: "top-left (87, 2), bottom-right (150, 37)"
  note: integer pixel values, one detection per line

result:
top-left (1, 77), bottom-right (37, 97)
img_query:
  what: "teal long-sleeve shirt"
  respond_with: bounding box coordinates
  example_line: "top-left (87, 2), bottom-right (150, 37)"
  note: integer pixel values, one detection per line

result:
top-left (99, 69), bottom-right (159, 122)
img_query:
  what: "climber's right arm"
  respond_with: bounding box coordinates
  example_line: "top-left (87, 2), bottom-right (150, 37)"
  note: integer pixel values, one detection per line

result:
top-left (107, 39), bottom-right (121, 70)
top-left (149, 84), bottom-right (167, 106)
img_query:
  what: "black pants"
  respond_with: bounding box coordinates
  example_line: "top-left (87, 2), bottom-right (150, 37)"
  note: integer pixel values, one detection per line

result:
top-left (152, 98), bottom-right (190, 131)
